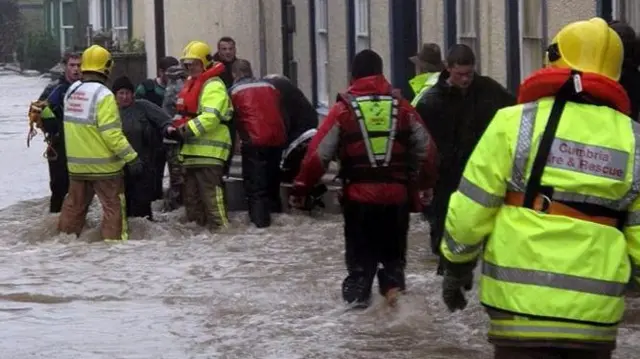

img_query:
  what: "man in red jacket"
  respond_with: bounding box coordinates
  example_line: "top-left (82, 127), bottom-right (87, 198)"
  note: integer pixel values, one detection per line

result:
top-left (290, 50), bottom-right (438, 308)
top-left (230, 59), bottom-right (287, 228)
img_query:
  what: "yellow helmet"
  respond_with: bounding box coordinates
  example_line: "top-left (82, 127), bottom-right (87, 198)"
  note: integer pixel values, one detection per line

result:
top-left (80, 45), bottom-right (113, 76)
top-left (546, 17), bottom-right (623, 81)
top-left (181, 41), bottom-right (213, 68)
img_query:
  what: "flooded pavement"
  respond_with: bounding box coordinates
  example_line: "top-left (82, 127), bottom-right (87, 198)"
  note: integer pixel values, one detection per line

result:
top-left (0, 75), bottom-right (639, 358)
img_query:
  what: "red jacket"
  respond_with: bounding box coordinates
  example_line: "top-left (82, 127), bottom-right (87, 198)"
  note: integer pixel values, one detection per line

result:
top-left (230, 78), bottom-right (286, 147)
top-left (293, 75), bottom-right (438, 205)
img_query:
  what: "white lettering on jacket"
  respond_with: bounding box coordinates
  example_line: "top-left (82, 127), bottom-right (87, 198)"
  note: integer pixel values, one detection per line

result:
top-left (546, 138), bottom-right (628, 181)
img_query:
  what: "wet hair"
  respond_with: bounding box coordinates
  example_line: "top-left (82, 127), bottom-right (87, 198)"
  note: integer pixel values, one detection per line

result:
top-left (446, 44), bottom-right (476, 67)
top-left (217, 36), bottom-right (236, 47)
top-left (351, 49), bottom-right (383, 80)
top-left (232, 59), bottom-right (253, 78)
top-left (158, 56), bottom-right (179, 71)
top-left (62, 51), bottom-right (81, 64)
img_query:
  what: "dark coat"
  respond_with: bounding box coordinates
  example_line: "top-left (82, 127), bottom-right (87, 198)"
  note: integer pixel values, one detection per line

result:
top-left (212, 53), bottom-right (236, 89)
top-left (415, 71), bottom-right (516, 254)
top-left (262, 76), bottom-right (319, 144)
top-left (619, 61), bottom-right (640, 122)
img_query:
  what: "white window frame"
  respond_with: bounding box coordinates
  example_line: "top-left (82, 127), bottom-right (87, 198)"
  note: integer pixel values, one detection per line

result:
top-left (612, 0), bottom-right (640, 32)
top-left (518, 0), bottom-right (545, 80)
top-left (60, 0), bottom-right (75, 53)
top-left (457, 0), bottom-right (481, 71)
top-left (315, 0), bottom-right (330, 108)
top-left (354, 0), bottom-right (370, 53)
top-left (111, 0), bottom-right (129, 46)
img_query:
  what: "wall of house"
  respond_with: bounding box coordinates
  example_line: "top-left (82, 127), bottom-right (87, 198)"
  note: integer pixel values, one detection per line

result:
top-left (131, 0), bottom-right (145, 42)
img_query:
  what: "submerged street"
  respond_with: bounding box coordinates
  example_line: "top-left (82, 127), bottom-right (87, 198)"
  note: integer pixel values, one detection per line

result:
top-left (0, 75), bottom-right (639, 358)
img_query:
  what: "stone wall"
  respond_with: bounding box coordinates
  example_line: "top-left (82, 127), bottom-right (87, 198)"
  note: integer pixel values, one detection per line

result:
top-left (108, 52), bottom-right (147, 87)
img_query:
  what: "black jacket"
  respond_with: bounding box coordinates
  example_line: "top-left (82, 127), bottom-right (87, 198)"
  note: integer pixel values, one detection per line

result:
top-left (416, 71), bottom-right (515, 254)
top-left (262, 76), bottom-right (318, 144)
top-left (619, 61), bottom-right (640, 122)
top-left (38, 75), bottom-right (72, 153)
top-left (212, 53), bottom-right (236, 89)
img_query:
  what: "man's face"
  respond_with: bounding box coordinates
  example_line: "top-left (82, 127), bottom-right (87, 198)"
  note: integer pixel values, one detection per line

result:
top-left (184, 60), bottom-right (204, 77)
top-left (158, 68), bottom-right (168, 84)
top-left (447, 64), bottom-right (475, 89)
top-left (65, 57), bottom-right (81, 82)
top-left (116, 89), bottom-right (134, 108)
top-left (217, 41), bottom-right (236, 62)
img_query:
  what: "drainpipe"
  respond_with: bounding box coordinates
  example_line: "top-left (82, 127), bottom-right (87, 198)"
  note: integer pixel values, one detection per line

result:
top-left (154, 0), bottom-right (165, 60)
top-left (258, 0), bottom-right (268, 76)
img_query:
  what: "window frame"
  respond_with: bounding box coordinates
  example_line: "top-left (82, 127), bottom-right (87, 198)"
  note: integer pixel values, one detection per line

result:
top-left (60, 0), bottom-right (75, 52)
top-left (314, 0), bottom-right (330, 108)
top-left (456, 0), bottom-right (481, 72)
top-left (111, 0), bottom-right (129, 45)
top-left (354, 0), bottom-right (370, 53)
top-left (518, 0), bottom-right (546, 80)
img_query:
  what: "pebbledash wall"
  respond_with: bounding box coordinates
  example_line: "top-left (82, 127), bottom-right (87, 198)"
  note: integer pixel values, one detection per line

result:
top-left (140, 0), bottom-right (640, 118)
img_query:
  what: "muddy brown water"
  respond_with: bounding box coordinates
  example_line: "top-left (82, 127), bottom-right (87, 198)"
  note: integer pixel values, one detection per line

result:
top-left (0, 198), bottom-right (639, 359)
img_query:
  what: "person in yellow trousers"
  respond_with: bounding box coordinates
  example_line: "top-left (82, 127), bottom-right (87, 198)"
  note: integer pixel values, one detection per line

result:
top-left (439, 18), bottom-right (640, 359)
top-left (172, 41), bottom-right (233, 230)
top-left (57, 45), bottom-right (144, 241)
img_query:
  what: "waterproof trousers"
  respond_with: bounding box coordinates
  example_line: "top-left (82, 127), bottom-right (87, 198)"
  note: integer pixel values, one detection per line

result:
top-left (241, 145), bottom-right (283, 228)
top-left (47, 141), bottom-right (69, 213)
top-left (165, 143), bottom-right (184, 211)
top-left (154, 148), bottom-right (166, 200)
top-left (341, 200), bottom-right (409, 307)
top-left (183, 165), bottom-right (228, 230)
top-left (493, 346), bottom-right (612, 359)
top-left (124, 169), bottom-right (154, 220)
top-left (58, 177), bottom-right (128, 241)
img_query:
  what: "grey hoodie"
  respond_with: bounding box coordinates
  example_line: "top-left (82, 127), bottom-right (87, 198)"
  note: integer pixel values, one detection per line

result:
top-left (162, 64), bottom-right (187, 117)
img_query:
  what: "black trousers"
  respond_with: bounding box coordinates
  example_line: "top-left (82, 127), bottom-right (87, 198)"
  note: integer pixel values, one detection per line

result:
top-left (124, 169), bottom-right (154, 220)
top-left (241, 145), bottom-right (283, 228)
top-left (342, 200), bottom-right (409, 306)
top-left (154, 149), bottom-right (166, 200)
top-left (493, 346), bottom-right (612, 359)
top-left (47, 144), bottom-right (69, 213)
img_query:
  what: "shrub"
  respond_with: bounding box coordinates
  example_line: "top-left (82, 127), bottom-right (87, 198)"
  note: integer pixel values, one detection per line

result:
top-left (17, 31), bottom-right (60, 72)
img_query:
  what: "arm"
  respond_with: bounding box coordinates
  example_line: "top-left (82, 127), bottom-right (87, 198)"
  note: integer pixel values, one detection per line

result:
top-left (407, 105), bottom-right (439, 189)
top-left (292, 103), bottom-right (345, 192)
top-left (184, 79), bottom-right (231, 138)
top-left (38, 81), bottom-right (58, 101)
top-left (136, 99), bottom-right (172, 132)
top-left (623, 198), bottom-right (640, 289)
top-left (96, 93), bottom-right (138, 163)
top-left (439, 109), bottom-right (513, 264)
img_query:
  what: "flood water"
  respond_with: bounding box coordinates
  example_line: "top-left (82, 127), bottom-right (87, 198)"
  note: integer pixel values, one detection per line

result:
top-left (0, 74), bottom-right (638, 358)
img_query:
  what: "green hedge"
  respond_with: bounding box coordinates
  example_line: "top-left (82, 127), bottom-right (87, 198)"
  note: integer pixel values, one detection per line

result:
top-left (17, 31), bottom-right (60, 73)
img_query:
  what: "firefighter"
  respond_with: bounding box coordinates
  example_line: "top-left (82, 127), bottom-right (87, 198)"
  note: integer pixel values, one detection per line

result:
top-left (290, 50), bottom-right (438, 308)
top-left (174, 40), bottom-right (233, 230)
top-left (57, 45), bottom-right (143, 241)
top-left (440, 18), bottom-right (640, 359)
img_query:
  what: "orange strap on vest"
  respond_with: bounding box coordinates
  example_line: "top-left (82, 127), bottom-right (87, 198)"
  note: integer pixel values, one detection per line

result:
top-left (504, 191), bottom-right (618, 227)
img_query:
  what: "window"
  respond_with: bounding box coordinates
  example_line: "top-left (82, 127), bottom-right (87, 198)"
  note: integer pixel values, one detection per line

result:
top-left (519, 0), bottom-right (545, 80)
top-left (457, 0), bottom-right (480, 70)
top-left (60, 0), bottom-right (75, 52)
top-left (613, 0), bottom-right (640, 32)
top-left (49, 1), bottom-right (55, 36)
top-left (111, 0), bottom-right (129, 47)
top-left (354, 0), bottom-right (370, 52)
top-left (315, 0), bottom-right (330, 107)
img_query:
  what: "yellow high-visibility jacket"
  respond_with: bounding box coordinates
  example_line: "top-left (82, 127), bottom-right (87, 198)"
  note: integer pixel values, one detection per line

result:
top-left (409, 72), bottom-right (440, 107)
top-left (180, 77), bottom-right (233, 167)
top-left (441, 97), bottom-right (640, 345)
top-left (63, 80), bottom-right (138, 179)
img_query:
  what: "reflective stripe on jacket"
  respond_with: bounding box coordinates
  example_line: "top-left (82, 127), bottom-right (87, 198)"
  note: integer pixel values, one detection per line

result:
top-left (441, 97), bottom-right (640, 343)
top-left (410, 72), bottom-right (439, 107)
top-left (179, 74), bottom-right (233, 167)
top-left (63, 80), bottom-right (138, 179)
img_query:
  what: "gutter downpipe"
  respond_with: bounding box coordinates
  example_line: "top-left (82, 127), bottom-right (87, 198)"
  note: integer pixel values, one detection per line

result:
top-left (258, 0), bottom-right (268, 77)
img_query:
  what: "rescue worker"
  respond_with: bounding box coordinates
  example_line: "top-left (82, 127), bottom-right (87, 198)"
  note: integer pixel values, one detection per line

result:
top-left (290, 50), bottom-right (438, 308)
top-left (440, 18), bottom-right (640, 359)
top-left (36, 52), bottom-right (82, 213)
top-left (162, 61), bottom-right (188, 211)
top-left (113, 76), bottom-right (175, 220)
top-left (174, 40), bottom-right (233, 230)
top-left (262, 73), bottom-right (319, 145)
top-left (230, 59), bottom-right (287, 227)
top-left (57, 45), bottom-right (143, 241)
top-left (135, 56), bottom-right (181, 201)
top-left (408, 43), bottom-right (444, 107)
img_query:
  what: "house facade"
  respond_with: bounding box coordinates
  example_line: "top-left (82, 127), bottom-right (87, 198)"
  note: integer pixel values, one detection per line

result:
top-left (142, 0), bottom-right (639, 115)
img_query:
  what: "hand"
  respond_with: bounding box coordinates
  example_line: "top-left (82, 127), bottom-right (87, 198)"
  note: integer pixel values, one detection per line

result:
top-left (419, 189), bottom-right (433, 206)
top-left (391, 88), bottom-right (403, 98)
top-left (442, 269), bottom-right (474, 312)
top-left (126, 157), bottom-right (145, 177)
top-left (164, 126), bottom-right (183, 142)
